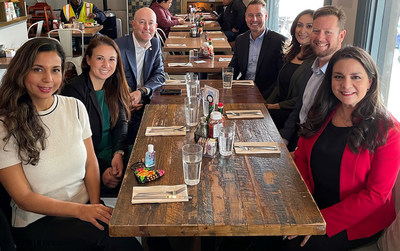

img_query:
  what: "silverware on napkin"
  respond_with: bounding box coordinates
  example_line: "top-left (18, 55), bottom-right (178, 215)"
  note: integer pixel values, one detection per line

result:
top-left (149, 126), bottom-right (186, 132)
top-left (136, 186), bottom-right (186, 196)
top-left (237, 145), bottom-right (277, 151)
top-left (132, 195), bottom-right (192, 200)
top-left (225, 111), bottom-right (262, 116)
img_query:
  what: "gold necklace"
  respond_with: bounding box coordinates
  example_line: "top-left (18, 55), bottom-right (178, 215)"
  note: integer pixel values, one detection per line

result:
top-left (337, 108), bottom-right (352, 126)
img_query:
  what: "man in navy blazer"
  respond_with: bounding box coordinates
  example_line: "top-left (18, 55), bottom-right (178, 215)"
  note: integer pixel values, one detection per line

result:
top-left (115, 7), bottom-right (165, 144)
top-left (228, 0), bottom-right (285, 100)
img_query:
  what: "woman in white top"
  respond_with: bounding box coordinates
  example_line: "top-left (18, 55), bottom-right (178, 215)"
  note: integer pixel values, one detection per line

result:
top-left (0, 38), bottom-right (142, 250)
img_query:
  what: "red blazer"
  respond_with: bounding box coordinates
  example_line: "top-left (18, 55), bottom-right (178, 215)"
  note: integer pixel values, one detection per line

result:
top-left (150, 2), bottom-right (179, 36)
top-left (294, 109), bottom-right (400, 240)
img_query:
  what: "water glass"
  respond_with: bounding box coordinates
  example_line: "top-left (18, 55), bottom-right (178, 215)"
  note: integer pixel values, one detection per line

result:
top-left (182, 144), bottom-right (203, 186)
top-left (222, 67), bottom-right (234, 89)
top-left (218, 121), bottom-right (236, 156)
top-left (185, 72), bottom-right (198, 82)
top-left (186, 79), bottom-right (200, 97)
top-left (184, 96), bottom-right (200, 127)
top-left (202, 91), bottom-right (209, 117)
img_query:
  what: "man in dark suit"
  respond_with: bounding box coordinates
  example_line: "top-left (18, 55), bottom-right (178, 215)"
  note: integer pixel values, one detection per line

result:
top-left (280, 6), bottom-right (347, 151)
top-left (217, 0), bottom-right (248, 42)
top-left (115, 7), bottom-right (165, 144)
top-left (228, 0), bottom-right (286, 100)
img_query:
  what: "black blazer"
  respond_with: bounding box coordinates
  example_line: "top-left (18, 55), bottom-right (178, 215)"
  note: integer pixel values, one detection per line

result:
top-left (229, 29), bottom-right (286, 99)
top-left (61, 72), bottom-right (128, 156)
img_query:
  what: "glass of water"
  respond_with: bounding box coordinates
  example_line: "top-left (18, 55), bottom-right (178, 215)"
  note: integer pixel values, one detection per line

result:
top-left (218, 121), bottom-right (236, 156)
top-left (182, 144), bottom-right (203, 186)
top-left (184, 96), bottom-right (200, 127)
top-left (186, 79), bottom-right (200, 97)
top-left (222, 67), bottom-right (234, 89)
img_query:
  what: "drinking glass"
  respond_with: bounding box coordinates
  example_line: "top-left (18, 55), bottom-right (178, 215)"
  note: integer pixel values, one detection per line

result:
top-left (222, 67), bottom-right (234, 89)
top-left (218, 121), bottom-right (236, 156)
top-left (184, 96), bottom-right (200, 127)
top-left (186, 79), bottom-right (200, 97)
top-left (182, 144), bottom-right (203, 186)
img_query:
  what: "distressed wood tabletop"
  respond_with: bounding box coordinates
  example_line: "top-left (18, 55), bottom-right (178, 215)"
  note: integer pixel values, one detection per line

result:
top-left (109, 103), bottom-right (326, 237)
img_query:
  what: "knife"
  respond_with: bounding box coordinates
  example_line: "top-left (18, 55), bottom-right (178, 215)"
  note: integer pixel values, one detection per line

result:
top-left (133, 195), bottom-right (192, 200)
top-left (226, 111), bottom-right (262, 116)
top-left (237, 145), bottom-right (277, 150)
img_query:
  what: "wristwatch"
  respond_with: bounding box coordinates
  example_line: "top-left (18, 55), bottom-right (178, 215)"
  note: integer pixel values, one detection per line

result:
top-left (138, 88), bottom-right (147, 97)
top-left (114, 150), bottom-right (124, 157)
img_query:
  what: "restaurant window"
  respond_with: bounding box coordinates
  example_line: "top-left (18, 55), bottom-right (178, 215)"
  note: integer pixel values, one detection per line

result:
top-left (265, 0), bottom-right (325, 37)
top-left (353, 0), bottom-right (400, 120)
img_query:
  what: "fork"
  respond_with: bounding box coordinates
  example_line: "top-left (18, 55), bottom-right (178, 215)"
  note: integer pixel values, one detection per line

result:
top-left (136, 186), bottom-right (186, 196)
top-left (237, 145), bottom-right (277, 151)
top-left (226, 111), bottom-right (262, 116)
top-left (150, 126), bottom-right (186, 132)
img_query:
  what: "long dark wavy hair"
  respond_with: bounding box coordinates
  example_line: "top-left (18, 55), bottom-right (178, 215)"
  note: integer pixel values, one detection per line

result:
top-left (299, 46), bottom-right (393, 153)
top-left (81, 35), bottom-right (131, 127)
top-left (0, 38), bottom-right (66, 165)
top-left (284, 9), bottom-right (315, 63)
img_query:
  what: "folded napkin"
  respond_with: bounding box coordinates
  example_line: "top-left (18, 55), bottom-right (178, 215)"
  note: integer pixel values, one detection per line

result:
top-left (218, 57), bottom-right (232, 62)
top-left (168, 62), bottom-right (193, 67)
top-left (206, 31), bottom-right (223, 34)
top-left (211, 38), bottom-right (225, 41)
top-left (168, 36), bottom-right (186, 38)
top-left (204, 21), bottom-right (213, 24)
top-left (132, 184), bottom-right (189, 204)
top-left (225, 110), bottom-right (264, 119)
top-left (194, 60), bottom-right (206, 64)
top-left (145, 126), bottom-right (186, 136)
top-left (166, 44), bottom-right (187, 47)
top-left (234, 142), bottom-right (280, 154)
top-left (232, 80), bottom-right (254, 86)
top-left (174, 25), bottom-right (189, 28)
top-left (164, 79), bottom-right (186, 85)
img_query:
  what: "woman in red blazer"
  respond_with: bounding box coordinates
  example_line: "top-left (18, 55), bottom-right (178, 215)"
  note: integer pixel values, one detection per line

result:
top-left (286, 46), bottom-right (400, 250)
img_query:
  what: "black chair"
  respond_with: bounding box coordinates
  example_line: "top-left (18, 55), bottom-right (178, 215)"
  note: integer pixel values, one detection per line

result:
top-left (0, 184), bottom-right (15, 251)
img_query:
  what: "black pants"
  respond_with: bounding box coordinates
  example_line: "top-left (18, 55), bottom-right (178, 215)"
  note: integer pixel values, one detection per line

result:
top-left (279, 231), bottom-right (382, 251)
top-left (12, 215), bottom-right (143, 251)
top-left (268, 108), bottom-right (292, 131)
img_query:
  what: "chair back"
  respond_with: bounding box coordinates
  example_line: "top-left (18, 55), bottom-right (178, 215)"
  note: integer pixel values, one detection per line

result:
top-left (156, 28), bottom-right (167, 47)
top-left (28, 20), bottom-right (44, 38)
top-left (116, 18), bottom-right (123, 38)
top-left (48, 29), bottom-right (84, 74)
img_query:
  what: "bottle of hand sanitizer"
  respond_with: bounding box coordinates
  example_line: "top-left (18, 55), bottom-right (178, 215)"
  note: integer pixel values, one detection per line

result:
top-left (145, 144), bottom-right (156, 168)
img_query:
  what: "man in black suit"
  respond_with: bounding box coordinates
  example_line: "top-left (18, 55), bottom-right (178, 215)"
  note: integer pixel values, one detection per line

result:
top-left (228, 0), bottom-right (286, 99)
top-left (217, 0), bottom-right (248, 42)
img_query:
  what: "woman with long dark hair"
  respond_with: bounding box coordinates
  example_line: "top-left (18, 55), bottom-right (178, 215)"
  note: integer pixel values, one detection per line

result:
top-left (62, 35), bottom-right (131, 196)
top-left (285, 46), bottom-right (400, 250)
top-left (266, 9), bottom-right (315, 129)
top-left (0, 38), bottom-right (142, 250)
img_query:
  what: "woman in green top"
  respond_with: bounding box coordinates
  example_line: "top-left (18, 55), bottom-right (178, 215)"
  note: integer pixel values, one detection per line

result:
top-left (62, 35), bottom-right (131, 196)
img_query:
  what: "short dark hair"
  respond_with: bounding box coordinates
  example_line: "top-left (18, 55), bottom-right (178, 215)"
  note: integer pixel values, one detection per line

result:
top-left (314, 5), bottom-right (346, 31)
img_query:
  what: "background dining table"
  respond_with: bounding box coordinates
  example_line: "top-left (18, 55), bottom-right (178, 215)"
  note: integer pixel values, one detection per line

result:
top-left (163, 31), bottom-right (231, 53)
top-left (151, 80), bottom-right (265, 105)
top-left (108, 102), bottom-right (326, 237)
top-left (170, 20), bottom-right (221, 31)
top-left (163, 55), bottom-right (232, 75)
top-left (48, 25), bottom-right (103, 37)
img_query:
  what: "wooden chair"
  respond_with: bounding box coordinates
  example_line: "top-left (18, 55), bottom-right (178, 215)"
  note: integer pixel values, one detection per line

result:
top-left (27, 3), bottom-right (54, 33)
top-left (27, 20), bottom-right (44, 38)
top-left (48, 29), bottom-right (84, 75)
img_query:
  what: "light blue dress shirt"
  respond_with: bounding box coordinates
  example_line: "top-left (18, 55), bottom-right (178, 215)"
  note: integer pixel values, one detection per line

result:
top-left (245, 29), bottom-right (266, 80)
top-left (299, 58), bottom-right (328, 123)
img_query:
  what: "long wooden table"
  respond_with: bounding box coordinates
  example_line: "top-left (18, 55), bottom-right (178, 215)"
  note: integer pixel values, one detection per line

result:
top-left (164, 31), bottom-right (231, 53)
top-left (109, 103), bottom-right (326, 237)
top-left (170, 20), bottom-right (221, 31)
top-left (163, 55), bottom-right (232, 75)
top-left (151, 80), bottom-right (265, 104)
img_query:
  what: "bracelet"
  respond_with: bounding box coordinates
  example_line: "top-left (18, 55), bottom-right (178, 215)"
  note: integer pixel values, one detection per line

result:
top-left (114, 150), bottom-right (124, 157)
